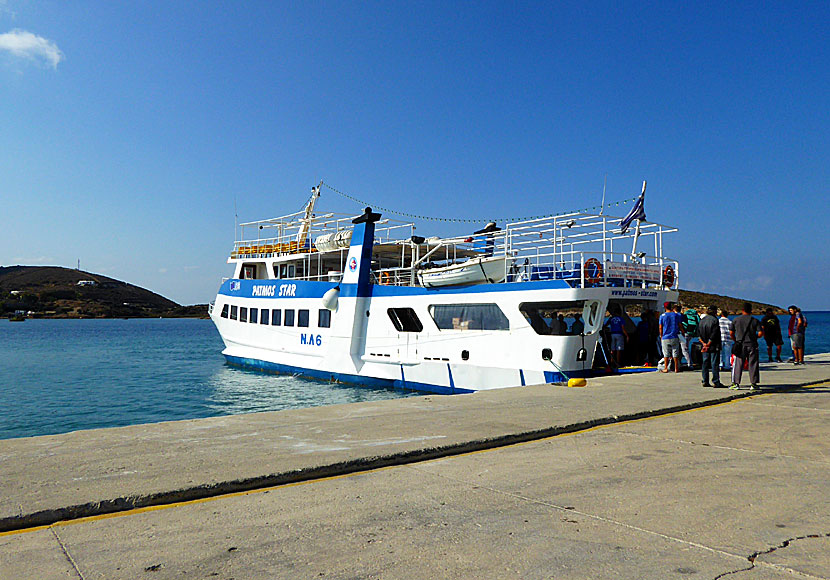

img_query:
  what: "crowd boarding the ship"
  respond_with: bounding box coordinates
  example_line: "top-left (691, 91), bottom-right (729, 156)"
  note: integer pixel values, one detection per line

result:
top-left (209, 181), bottom-right (680, 394)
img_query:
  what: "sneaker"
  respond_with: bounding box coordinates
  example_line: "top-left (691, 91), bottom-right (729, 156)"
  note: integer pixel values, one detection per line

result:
top-left (750, 384), bottom-right (760, 391)
top-left (702, 382), bottom-right (713, 388)
top-left (776, 357), bottom-right (782, 363)
top-left (714, 382), bottom-right (727, 388)
top-left (729, 383), bottom-right (740, 390)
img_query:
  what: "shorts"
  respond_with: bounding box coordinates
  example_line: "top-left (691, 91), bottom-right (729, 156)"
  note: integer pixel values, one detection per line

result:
top-left (610, 334), bottom-right (625, 351)
top-left (764, 335), bottom-right (783, 347)
top-left (662, 337), bottom-right (681, 358)
top-left (790, 333), bottom-right (804, 349)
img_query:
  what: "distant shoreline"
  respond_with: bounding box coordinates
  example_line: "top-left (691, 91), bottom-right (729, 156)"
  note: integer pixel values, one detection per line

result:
top-left (3, 265), bottom-right (792, 320)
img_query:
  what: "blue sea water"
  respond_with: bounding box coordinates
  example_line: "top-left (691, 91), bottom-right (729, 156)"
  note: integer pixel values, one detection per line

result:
top-left (0, 318), bottom-right (420, 440)
top-left (1, 313), bottom-right (828, 441)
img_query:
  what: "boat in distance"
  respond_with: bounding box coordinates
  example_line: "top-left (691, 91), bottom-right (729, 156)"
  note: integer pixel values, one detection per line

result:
top-left (209, 184), bottom-right (679, 394)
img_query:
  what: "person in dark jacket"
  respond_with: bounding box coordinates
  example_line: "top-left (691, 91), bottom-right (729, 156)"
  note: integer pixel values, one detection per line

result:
top-left (761, 308), bottom-right (783, 363)
top-left (730, 302), bottom-right (764, 390)
top-left (698, 305), bottom-right (724, 387)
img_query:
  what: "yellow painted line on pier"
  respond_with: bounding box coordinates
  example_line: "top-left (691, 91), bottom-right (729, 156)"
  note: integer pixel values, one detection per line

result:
top-left (2, 380), bottom-right (827, 538)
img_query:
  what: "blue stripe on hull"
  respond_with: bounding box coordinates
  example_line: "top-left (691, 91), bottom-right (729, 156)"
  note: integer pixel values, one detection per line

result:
top-left (224, 355), bottom-right (475, 395)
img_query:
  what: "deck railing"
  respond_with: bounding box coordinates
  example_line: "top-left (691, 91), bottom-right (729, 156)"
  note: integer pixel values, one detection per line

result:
top-left (230, 208), bottom-right (679, 290)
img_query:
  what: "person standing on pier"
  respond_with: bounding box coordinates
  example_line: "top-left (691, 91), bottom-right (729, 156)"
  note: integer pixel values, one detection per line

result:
top-left (698, 305), bottom-right (724, 387)
top-left (718, 309), bottom-right (734, 371)
top-left (730, 303), bottom-right (763, 390)
top-left (761, 308), bottom-right (784, 362)
top-left (788, 305), bottom-right (807, 365)
top-left (674, 303), bottom-right (690, 366)
top-left (659, 302), bottom-right (682, 373)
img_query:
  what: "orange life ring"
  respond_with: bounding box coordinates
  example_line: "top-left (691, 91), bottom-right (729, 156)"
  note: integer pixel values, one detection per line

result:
top-left (379, 271), bottom-right (391, 285)
top-left (584, 258), bottom-right (603, 284)
top-left (663, 265), bottom-right (675, 288)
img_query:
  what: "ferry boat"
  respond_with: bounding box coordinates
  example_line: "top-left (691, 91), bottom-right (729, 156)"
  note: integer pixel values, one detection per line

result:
top-left (209, 184), bottom-right (679, 394)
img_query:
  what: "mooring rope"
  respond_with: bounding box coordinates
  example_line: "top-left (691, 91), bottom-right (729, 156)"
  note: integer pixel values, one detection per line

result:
top-left (321, 181), bottom-right (636, 224)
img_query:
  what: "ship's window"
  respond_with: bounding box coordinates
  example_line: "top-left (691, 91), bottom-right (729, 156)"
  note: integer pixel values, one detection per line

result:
top-left (220, 304), bottom-right (229, 318)
top-left (242, 265), bottom-right (255, 280)
top-left (519, 301), bottom-right (592, 336)
top-left (260, 308), bottom-right (269, 325)
top-left (239, 307), bottom-right (248, 323)
top-left (298, 309), bottom-right (309, 327)
top-left (271, 309), bottom-right (281, 326)
top-left (280, 264), bottom-right (297, 279)
top-left (429, 304), bottom-right (508, 331)
top-left (249, 308), bottom-right (258, 324)
top-left (230, 305), bottom-right (238, 320)
top-left (284, 309), bottom-right (295, 326)
top-left (318, 309), bottom-right (331, 328)
top-left (387, 308), bottom-right (423, 332)
top-left (273, 264), bottom-right (280, 279)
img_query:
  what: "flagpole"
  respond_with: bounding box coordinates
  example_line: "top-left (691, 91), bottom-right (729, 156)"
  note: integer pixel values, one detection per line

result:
top-left (630, 180), bottom-right (646, 261)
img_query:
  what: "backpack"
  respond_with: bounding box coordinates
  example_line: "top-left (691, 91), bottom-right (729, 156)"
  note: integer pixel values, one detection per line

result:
top-left (682, 310), bottom-right (700, 337)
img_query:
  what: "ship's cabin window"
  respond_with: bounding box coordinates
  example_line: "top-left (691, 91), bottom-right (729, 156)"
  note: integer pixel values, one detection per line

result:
top-left (239, 307), bottom-right (248, 323)
top-left (220, 304), bottom-right (229, 318)
top-left (230, 305), bottom-right (238, 320)
top-left (429, 304), bottom-right (509, 331)
top-left (387, 308), bottom-right (423, 332)
top-left (298, 309), bottom-right (310, 327)
top-left (318, 309), bottom-right (331, 328)
top-left (241, 262), bottom-right (268, 279)
top-left (249, 308), bottom-right (258, 324)
top-left (284, 309), bottom-right (295, 327)
top-left (271, 309), bottom-right (281, 326)
top-left (275, 263), bottom-right (298, 279)
top-left (260, 308), bottom-right (269, 325)
top-left (519, 300), bottom-right (600, 335)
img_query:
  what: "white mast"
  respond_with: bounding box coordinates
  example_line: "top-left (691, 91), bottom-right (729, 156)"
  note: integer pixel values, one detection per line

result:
top-left (297, 180), bottom-right (322, 246)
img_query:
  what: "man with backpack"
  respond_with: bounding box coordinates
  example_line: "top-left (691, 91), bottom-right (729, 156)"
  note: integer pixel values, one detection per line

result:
top-left (681, 306), bottom-right (701, 368)
top-left (788, 305), bottom-right (808, 365)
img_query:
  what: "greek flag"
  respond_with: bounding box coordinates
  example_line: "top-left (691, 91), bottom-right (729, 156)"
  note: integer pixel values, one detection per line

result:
top-left (620, 190), bottom-right (646, 234)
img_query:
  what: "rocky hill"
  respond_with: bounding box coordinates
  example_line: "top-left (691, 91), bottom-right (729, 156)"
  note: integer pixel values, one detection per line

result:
top-left (0, 266), bottom-right (208, 318)
top-left (677, 289), bottom-right (785, 316)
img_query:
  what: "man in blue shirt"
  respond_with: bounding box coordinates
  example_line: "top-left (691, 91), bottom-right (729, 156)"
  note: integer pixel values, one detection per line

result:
top-left (604, 308), bottom-right (629, 366)
top-left (659, 301), bottom-right (682, 373)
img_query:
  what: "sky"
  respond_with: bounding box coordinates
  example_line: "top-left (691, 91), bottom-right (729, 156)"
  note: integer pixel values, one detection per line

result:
top-left (1, 1), bottom-right (828, 309)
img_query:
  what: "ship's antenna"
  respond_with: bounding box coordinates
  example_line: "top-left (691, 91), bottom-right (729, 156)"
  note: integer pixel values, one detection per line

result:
top-left (234, 194), bottom-right (238, 241)
top-left (599, 174), bottom-right (607, 215)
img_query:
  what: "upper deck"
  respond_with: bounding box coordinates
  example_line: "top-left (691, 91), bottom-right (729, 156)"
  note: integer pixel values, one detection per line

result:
top-left (228, 203), bottom-right (679, 292)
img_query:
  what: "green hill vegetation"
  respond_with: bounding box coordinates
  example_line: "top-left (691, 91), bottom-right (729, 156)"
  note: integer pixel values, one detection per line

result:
top-left (0, 266), bottom-right (207, 319)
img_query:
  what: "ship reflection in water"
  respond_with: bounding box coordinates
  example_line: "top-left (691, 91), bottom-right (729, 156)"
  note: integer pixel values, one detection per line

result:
top-left (205, 364), bottom-right (419, 416)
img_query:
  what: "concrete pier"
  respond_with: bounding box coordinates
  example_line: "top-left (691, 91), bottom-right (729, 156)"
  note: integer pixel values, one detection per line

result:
top-left (1, 354), bottom-right (828, 578)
